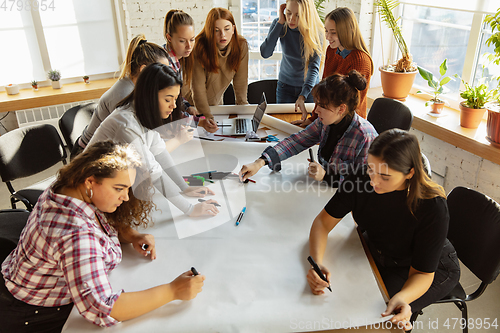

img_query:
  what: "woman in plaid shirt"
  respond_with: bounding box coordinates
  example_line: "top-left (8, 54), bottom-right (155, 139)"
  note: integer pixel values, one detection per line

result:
top-left (240, 70), bottom-right (378, 187)
top-left (1, 141), bottom-right (205, 331)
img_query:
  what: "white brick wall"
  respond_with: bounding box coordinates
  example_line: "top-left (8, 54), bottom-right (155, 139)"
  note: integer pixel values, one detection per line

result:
top-left (411, 128), bottom-right (500, 203)
top-left (122, 0), bottom-right (219, 46)
top-left (121, 0), bottom-right (371, 49)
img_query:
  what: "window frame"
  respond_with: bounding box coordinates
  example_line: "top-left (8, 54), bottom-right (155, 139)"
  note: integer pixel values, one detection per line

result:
top-left (392, 2), bottom-right (496, 110)
top-left (237, 0), bottom-right (283, 82)
top-left (1, 0), bottom-right (125, 90)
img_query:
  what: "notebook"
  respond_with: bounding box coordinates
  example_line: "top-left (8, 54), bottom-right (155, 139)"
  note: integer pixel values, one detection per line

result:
top-left (221, 92), bottom-right (267, 136)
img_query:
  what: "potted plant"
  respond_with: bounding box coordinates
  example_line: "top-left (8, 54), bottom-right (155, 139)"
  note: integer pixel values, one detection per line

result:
top-left (484, 8), bottom-right (500, 147)
top-left (5, 84), bottom-right (19, 95)
top-left (375, 0), bottom-right (418, 101)
top-left (454, 74), bottom-right (492, 129)
top-left (48, 69), bottom-right (61, 89)
top-left (416, 59), bottom-right (453, 114)
top-left (83, 75), bottom-right (90, 84)
top-left (31, 80), bottom-right (38, 90)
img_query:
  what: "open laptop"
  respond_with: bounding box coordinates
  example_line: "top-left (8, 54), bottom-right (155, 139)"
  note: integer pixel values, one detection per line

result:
top-left (222, 92), bottom-right (267, 136)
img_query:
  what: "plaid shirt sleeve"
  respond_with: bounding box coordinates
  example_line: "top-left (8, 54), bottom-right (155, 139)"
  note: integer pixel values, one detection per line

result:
top-left (262, 119), bottom-right (323, 170)
top-left (56, 229), bottom-right (122, 327)
top-left (327, 115), bottom-right (378, 178)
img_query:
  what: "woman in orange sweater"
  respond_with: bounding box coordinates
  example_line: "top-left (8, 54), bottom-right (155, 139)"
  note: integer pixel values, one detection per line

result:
top-left (293, 7), bottom-right (373, 127)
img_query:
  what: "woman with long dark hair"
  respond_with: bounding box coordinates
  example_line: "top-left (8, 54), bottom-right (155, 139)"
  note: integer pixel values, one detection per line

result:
top-left (307, 129), bottom-right (460, 330)
top-left (89, 63), bottom-right (219, 217)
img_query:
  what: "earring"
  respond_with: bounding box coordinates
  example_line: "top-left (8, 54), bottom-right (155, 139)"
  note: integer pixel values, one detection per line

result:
top-left (86, 187), bottom-right (93, 199)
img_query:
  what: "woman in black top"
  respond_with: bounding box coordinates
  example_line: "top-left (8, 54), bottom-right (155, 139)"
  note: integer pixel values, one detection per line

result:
top-left (307, 129), bottom-right (460, 330)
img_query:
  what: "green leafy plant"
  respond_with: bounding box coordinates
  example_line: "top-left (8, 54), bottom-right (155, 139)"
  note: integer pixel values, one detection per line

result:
top-left (83, 75), bottom-right (89, 80)
top-left (47, 69), bottom-right (61, 81)
top-left (417, 59), bottom-right (453, 106)
top-left (454, 74), bottom-right (492, 109)
top-left (31, 80), bottom-right (38, 87)
top-left (314, 0), bottom-right (327, 23)
top-left (375, 0), bottom-right (417, 72)
top-left (484, 8), bottom-right (500, 102)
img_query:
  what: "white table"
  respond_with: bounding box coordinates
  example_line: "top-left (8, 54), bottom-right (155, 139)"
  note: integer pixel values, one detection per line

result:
top-left (63, 118), bottom-right (400, 333)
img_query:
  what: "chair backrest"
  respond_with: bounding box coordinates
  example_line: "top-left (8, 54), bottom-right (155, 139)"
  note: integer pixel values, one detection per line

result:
top-left (0, 124), bottom-right (67, 184)
top-left (223, 83), bottom-right (235, 105)
top-left (58, 102), bottom-right (95, 150)
top-left (447, 187), bottom-right (500, 284)
top-left (0, 209), bottom-right (30, 262)
top-left (248, 79), bottom-right (277, 104)
top-left (421, 152), bottom-right (432, 178)
top-left (367, 97), bottom-right (413, 134)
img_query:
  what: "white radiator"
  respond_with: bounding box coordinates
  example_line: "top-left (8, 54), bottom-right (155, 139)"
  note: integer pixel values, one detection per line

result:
top-left (15, 99), bottom-right (97, 143)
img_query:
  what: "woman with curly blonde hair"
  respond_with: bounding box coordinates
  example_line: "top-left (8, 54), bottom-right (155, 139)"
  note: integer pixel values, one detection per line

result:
top-left (1, 141), bottom-right (205, 331)
top-left (261, 0), bottom-right (325, 120)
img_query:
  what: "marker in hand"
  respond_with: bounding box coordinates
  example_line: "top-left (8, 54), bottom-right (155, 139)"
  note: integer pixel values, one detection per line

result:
top-left (191, 267), bottom-right (199, 276)
top-left (198, 198), bottom-right (221, 207)
top-left (307, 256), bottom-right (332, 292)
top-left (141, 244), bottom-right (151, 255)
top-left (308, 148), bottom-right (315, 163)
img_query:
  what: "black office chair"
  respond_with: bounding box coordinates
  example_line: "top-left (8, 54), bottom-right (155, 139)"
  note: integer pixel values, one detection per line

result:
top-left (0, 124), bottom-right (67, 210)
top-left (223, 83), bottom-right (235, 105)
top-left (248, 79), bottom-right (277, 104)
top-left (58, 102), bottom-right (95, 150)
top-left (410, 187), bottom-right (500, 333)
top-left (367, 97), bottom-right (413, 134)
top-left (0, 209), bottom-right (30, 262)
top-left (421, 153), bottom-right (432, 178)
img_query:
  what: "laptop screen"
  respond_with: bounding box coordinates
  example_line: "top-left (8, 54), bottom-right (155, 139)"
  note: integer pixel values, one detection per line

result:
top-left (252, 93), bottom-right (267, 131)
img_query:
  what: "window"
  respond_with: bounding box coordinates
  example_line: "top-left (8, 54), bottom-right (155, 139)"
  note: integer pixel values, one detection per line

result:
top-left (401, 5), bottom-right (472, 96)
top-left (397, 1), bottom-right (498, 102)
top-left (241, 0), bottom-right (284, 82)
top-left (0, 0), bottom-right (121, 87)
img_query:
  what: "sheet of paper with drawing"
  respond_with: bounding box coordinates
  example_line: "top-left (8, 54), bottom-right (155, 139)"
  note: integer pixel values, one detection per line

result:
top-left (62, 132), bottom-right (393, 333)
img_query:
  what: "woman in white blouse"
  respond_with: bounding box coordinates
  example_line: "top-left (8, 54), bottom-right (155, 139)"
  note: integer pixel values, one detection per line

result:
top-left (88, 63), bottom-right (219, 217)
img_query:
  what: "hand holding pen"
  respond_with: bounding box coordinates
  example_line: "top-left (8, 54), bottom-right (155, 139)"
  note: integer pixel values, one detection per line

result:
top-left (306, 256), bottom-right (332, 294)
top-left (135, 233), bottom-right (155, 260)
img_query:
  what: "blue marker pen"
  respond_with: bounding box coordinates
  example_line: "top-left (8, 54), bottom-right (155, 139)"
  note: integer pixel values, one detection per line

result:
top-left (235, 207), bottom-right (246, 226)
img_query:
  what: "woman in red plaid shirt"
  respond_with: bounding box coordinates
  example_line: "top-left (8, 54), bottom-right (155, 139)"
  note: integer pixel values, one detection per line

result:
top-left (1, 141), bottom-right (205, 331)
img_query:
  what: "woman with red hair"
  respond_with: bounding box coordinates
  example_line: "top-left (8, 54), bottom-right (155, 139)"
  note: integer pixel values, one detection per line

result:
top-left (188, 8), bottom-right (249, 123)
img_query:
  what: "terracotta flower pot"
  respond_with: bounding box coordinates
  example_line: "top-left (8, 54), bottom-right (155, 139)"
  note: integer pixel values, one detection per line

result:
top-left (486, 102), bottom-right (500, 148)
top-left (379, 66), bottom-right (417, 101)
top-left (431, 101), bottom-right (445, 114)
top-left (459, 102), bottom-right (486, 129)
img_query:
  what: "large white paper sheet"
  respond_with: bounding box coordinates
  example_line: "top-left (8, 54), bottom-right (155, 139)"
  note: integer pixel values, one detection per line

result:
top-left (63, 130), bottom-right (392, 333)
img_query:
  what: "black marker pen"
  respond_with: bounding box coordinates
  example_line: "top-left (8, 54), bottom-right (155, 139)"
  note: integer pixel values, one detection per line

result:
top-left (191, 267), bottom-right (199, 276)
top-left (308, 148), bottom-right (315, 163)
top-left (307, 256), bottom-right (332, 292)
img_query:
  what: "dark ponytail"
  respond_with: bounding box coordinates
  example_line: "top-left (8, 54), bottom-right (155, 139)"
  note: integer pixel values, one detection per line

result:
top-left (311, 70), bottom-right (367, 117)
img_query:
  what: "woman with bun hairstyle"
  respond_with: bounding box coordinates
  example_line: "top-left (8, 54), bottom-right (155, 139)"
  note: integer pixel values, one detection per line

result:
top-left (89, 63), bottom-right (220, 217)
top-left (1, 141), bottom-right (205, 330)
top-left (260, 0), bottom-right (324, 121)
top-left (293, 7), bottom-right (373, 127)
top-left (240, 70), bottom-right (377, 187)
top-left (188, 7), bottom-right (249, 122)
top-left (73, 35), bottom-right (170, 158)
top-left (307, 129), bottom-right (459, 330)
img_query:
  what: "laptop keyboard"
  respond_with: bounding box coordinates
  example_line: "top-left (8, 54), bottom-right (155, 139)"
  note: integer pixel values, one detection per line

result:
top-left (235, 118), bottom-right (248, 134)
